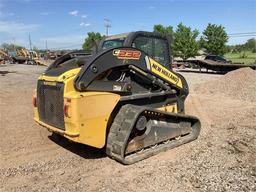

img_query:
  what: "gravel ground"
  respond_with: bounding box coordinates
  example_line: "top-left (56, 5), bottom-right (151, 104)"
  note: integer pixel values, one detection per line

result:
top-left (0, 64), bottom-right (255, 192)
top-left (195, 67), bottom-right (256, 102)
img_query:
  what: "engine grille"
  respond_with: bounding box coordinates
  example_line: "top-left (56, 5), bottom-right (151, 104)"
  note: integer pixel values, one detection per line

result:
top-left (37, 80), bottom-right (65, 130)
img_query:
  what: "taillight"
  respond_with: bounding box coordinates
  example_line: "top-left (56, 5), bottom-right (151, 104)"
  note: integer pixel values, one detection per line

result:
top-left (64, 104), bottom-right (69, 117)
top-left (33, 95), bottom-right (37, 107)
top-left (64, 98), bottom-right (71, 117)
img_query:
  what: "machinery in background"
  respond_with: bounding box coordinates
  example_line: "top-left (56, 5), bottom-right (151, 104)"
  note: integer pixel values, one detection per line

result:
top-left (0, 50), bottom-right (11, 64)
top-left (10, 48), bottom-right (48, 66)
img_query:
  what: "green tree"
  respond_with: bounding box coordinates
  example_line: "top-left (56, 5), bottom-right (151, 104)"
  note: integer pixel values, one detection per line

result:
top-left (172, 23), bottom-right (200, 60)
top-left (82, 32), bottom-right (104, 52)
top-left (32, 46), bottom-right (39, 52)
top-left (244, 38), bottom-right (256, 51)
top-left (153, 24), bottom-right (173, 38)
top-left (225, 45), bottom-right (232, 53)
top-left (200, 23), bottom-right (228, 55)
top-left (1, 43), bottom-right (24, 52)
top-left (231, 44), bottom-right (244, 53)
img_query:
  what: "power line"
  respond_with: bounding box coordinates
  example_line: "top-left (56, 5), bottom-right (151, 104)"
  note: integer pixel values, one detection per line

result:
top-left (228, 34), bottom-right (256, 38)
top-left (228, 32), bottom-right (256, 36)
top-left (7, 30), bottom-right (255, 51)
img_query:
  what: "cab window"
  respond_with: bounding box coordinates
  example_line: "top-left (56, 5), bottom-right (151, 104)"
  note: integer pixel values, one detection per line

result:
top-left (132, 36), bottom-right (170, 68)
top-left (102, 39), bottom-right (124, 50)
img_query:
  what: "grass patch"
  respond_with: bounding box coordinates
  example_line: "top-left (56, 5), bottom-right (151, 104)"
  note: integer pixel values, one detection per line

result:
top-left (224, 51), bottom-right (256, 64)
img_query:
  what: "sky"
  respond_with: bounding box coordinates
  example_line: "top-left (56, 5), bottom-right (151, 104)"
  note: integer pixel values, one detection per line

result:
top-left (0, 0), bottom-right (255, 50)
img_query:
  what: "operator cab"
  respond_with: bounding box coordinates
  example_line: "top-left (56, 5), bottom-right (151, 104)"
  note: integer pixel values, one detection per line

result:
top-left (100, 31), bottom-right (171, 69)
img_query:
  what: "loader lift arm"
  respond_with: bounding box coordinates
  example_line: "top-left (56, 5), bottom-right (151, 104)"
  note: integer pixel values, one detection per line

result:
top-left (74, 47), bottom-right (188, 96)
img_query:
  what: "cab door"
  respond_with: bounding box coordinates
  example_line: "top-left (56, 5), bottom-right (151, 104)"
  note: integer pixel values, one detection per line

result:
top-left (132, 35), bottom-right (171, 69)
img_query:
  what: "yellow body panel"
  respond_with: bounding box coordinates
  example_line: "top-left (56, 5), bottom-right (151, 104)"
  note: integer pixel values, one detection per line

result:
top-left (63, 92), bottom-right (120, 147)
top-left (38, 68), bottom-right (81, 83)
top-left (34, 68), bottom-right (120, 148)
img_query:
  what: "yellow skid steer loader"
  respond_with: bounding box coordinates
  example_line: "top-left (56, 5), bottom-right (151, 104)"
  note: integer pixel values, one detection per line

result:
top-left (33, 31), bottom-right (200, 164)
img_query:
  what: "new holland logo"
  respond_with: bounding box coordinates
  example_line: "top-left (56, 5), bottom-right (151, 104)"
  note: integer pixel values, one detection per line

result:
top-left (113, 49), bottom-right (141, 60)
top-left (43, 81), bottom-right (56, 86)
top-left (147, 58), bottom-right (182, 88)
top-left (151, 63), bottom-right (179, 84)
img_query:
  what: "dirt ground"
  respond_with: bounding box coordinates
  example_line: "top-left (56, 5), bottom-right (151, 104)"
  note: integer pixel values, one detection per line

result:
top-left (0, 64), bottom-right (255, 192)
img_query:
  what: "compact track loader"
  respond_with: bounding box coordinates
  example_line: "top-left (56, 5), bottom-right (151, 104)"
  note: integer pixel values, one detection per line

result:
top-left (33, 31), bottom-right (201, 164)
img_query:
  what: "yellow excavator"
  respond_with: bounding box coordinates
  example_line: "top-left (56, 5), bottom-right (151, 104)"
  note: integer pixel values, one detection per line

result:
top-left (12, 48), bottom-right (47, 65)
top-left (12, 48), bottom-right (30, 64)
top-left (33, 31), bottom-right (201, 164)
top-left (28, 50), bottom-right (48, 66)
top-left (0, 50), bottom-right (9, 64)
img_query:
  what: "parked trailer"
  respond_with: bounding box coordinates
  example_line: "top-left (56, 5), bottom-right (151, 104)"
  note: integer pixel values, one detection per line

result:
top-left (185, 59), bottom-right (256, 73)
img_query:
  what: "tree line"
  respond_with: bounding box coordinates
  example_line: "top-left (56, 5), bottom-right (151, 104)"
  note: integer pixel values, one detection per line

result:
top-left (82, 23), bottom-right (255, 61)
top-left (226, 38), bottom-right (256, 53)
top-left (153, 23), bottom-right (236, 60)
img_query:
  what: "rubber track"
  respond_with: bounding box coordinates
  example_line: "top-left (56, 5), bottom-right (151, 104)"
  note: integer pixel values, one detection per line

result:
top-left (106, 104), bottom-right (201, 165)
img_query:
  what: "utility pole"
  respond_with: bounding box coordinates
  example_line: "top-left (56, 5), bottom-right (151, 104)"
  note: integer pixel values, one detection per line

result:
top-left (29, 33), bottom-right (32, 51)
top-left (45, 40), bottom-right (48, 50)
top-left (104, 18), bottom-right (111, 36)
top-left (12, 37), bottom-right (16, 51)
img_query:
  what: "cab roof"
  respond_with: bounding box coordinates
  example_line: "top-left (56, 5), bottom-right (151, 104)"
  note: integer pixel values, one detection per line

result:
top-left (99, 31), bottom-right (171, 50)
top-left (104, 33), bottom-right (129, 40)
